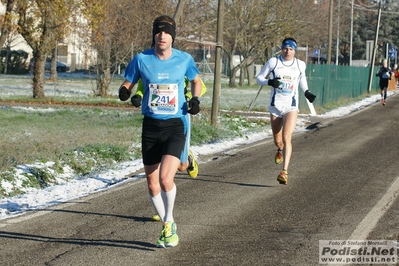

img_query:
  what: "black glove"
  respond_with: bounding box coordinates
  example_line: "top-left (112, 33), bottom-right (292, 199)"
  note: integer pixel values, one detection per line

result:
top-left (119, 86), bottom-right (131, 101)
top-left (304, 90), bottom-right (316, 103)
top-left (267, 77), bottom-right (281, 88)
top-left (188, 97), bottom-right (200, 115)
top-left (131, 94), bottom-right (142, 107)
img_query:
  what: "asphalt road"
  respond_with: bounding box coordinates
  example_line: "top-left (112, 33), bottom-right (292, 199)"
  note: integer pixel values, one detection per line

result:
top-left (1, 94), bottom-right (399, 266)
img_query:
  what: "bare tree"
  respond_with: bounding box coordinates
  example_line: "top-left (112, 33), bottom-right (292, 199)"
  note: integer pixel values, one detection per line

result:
top-left (221, 0), bottom-right (277, 86)
top-left (220, 0), bottom-right (331, 86)
top-left (174, 0), bottom-right (306, 86)
top-left (16, 0), bottom-right (72, 98)
top-left (81, 0), bottom-right (174, 97)
top-left (3, 0), bottom-right (338, 94)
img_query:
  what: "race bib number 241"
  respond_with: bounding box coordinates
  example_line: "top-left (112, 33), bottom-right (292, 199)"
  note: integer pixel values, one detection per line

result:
top-left (148, 83), bottom-right (179, 115)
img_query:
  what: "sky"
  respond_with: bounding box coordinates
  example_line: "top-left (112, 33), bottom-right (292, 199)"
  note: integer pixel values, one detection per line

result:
top-left (0, 91), bottom-right (392, 221)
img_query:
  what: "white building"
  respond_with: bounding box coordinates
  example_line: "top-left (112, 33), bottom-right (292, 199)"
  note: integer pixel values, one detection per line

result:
top-left (0, 3), bottom-right (95, 71)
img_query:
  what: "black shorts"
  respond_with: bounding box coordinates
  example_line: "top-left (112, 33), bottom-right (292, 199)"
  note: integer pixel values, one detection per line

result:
top-left (142, 116), bottom-right (186, 165)
top-left (379, 79), bottom-right (389, 89)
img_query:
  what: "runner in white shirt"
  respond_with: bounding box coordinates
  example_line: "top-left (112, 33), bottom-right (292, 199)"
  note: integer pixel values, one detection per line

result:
top-left (256, 37), bottom-right (316, 185)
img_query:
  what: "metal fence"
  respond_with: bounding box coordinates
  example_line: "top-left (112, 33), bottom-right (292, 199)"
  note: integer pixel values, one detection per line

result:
top-left (298, 64), bottom-right (380, 113)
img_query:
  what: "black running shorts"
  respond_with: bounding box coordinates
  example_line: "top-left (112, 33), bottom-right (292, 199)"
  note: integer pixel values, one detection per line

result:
top-left (141, 116), bottom-right (186, 165)
top-left (379, 78), bottom-right (389, 90)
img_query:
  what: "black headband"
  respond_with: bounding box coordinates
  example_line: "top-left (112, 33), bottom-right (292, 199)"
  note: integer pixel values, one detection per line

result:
top-left (152, 22), bottom-right (176, 42)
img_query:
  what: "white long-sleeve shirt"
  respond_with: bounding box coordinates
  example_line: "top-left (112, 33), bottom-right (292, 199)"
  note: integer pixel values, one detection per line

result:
top-left (256, 56), bottom-right (309, 108)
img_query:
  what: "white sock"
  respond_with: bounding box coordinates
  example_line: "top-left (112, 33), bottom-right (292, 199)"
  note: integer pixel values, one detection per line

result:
top-left (162, 184), bottom-right (176, 222)
top-left (149, 193), bottom-right (165, 222)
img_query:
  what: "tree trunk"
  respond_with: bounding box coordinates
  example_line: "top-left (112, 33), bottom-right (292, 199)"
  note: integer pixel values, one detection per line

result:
top-left (247, 63), bottom-right (254, 85)
top-left (229, 67), bottom-right (237, 87)
top-left (228, 53), bottom-right (237, 87)
top-left (32, 55), bottom-right (46, 99)
top-left (239, 66), bottom-right (245, 86)
top-left (49, 48), bottom-right (57, 81)
top-left (4, 47), bottom-right (10, 74)
top-left (96, 68), bottom-right (111, 97)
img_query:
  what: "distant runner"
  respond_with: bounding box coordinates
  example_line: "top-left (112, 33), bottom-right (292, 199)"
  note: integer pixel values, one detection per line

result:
top-left (376, 59), bottom-right (392, 106)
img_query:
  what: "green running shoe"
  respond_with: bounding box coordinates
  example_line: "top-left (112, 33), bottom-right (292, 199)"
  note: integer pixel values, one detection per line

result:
top-left (156, 234), bottom-right (165, 248)
top-left (163, 222), bottom-right (179, 248)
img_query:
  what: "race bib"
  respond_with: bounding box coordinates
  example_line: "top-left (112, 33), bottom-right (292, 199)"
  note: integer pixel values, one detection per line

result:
top-left (147, 83), bottom-right (179, 114)
top-left (277, 75), bottom-right (296, 94)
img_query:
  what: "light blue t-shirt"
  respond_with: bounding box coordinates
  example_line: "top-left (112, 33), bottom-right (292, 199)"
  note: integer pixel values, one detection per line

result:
top-left (124, 48), bottom-right (199, 120)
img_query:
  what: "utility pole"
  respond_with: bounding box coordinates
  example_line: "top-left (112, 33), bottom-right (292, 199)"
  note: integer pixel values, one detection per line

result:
top-left (367, 1), bottom-right (382, 93)
top-left (327, 0), bottom-right (333, 64)
top-left (350, 0), bottom-right (354, 66)
top-left (211, 0), bottom-right (224, 126)
top-left (336, 0), bottom-right (340, 65)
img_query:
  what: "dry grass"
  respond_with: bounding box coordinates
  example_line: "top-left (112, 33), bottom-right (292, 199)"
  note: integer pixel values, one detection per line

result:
top-left (0, 107), bottom-right (142, 172)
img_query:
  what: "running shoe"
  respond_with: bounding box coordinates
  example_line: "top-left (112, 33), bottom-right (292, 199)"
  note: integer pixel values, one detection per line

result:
top-left (163, 222), bottom-right (179, 248)
top-left (151, 213), bottom-right (161, 222)
top-left (156, 234), bottom-right (165, 248)
top-left (382, 99), bottom-right (386, 106)
top-left (187, 150), bottom-right (198, 178)
top-left (277, 169), bottom-right (288, 185)
top-left (275, 149), bottom-right (283, 164)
